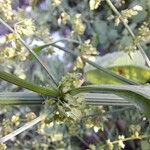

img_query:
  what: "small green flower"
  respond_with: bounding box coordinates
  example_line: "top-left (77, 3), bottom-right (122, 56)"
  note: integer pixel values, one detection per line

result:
top-left (106, 139), bottom-right (114, 150)
top-left (89, 0), bottom-right (101, 10)
top-left (118, 135), bottom-right (125, 149)
top-left (15, 19), bottom-right (35, 36)
top-left (11, 114), bottom-right (20, 126)
top-left (135, 23), bottom-right (150, 44)
top-left (52, 0), bottom-right (61, 6)
top-left (59, 73), bottom-right (83, 93)
top-left (26, 112), bottom-right (36, 122)
top-left (58, 12), bottom-right (70, 25)
top-left (72, 14), bottom-right (86, 35)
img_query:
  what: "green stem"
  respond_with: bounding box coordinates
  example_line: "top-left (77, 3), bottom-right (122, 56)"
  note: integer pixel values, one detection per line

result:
top-left (0, 71), bottom-right (58, 97)
top-left (0, 17), bottom-right (58, 87)
top-left (31, 38), bottom-right (81, 55)
top-left (51, 44), bottom-right (139, 85)
top-left (105, 0), bottom-right (150, 67)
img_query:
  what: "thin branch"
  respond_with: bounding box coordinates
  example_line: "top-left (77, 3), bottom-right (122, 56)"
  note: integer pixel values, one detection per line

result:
top-left (105, 0), bottom-right (150, 67)
top-left (51, 38), bottom-right (82, 45)
top-left (0, 115), bottom-right (45, 143)
top-left (0, 17), bottom-right (58, 87)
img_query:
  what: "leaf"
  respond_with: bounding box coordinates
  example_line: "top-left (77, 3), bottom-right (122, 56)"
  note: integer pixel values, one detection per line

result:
top-left (0, 71), bottom-right (58, 97)
top-left (86, 65), bottom-right (150, 84)
top-left (28, 44), bottom-right (51, 60)
top-left (111, 65), bottom-right (150, 83)
top-left (84, 51), bottom-right (147, 71)
top-left (85, 51), bottom-right (150, 84)
top-left (69, 85), bottom-right (150, 117)
top-left (84, 58), bottom-right (138, 85)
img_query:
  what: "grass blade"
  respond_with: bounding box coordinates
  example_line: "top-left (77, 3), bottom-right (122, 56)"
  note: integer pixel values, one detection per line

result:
top-left (0, 71), bottom-right (58, 97)
top-left (0, 92), bottom-right (44, 105)
top-left (0, 92), bottom-right (133, 106)
top-left (68, 85), bottom-right (150, 117)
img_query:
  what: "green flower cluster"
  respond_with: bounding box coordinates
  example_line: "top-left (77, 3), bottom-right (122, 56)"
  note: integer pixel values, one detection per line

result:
top-left (72, 14), bottom-right (86, 35)
top-left (59, 73), bottom-right (83, 93)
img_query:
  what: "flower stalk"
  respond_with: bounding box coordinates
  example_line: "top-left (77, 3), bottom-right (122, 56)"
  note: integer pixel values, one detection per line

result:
top-left (105, 0), bottom-right (150, 67)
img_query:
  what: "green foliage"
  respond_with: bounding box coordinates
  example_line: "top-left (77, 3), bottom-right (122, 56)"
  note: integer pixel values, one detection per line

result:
top-left (0, 0), bottom-right (150, 149)
top-left (86, 65), bottom-right (150, 84)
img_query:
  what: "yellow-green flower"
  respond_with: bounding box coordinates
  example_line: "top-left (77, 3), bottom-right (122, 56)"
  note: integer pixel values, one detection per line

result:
top-left (0, 143), bottom-right (7, 150)
top-left (89, 0), bottom-right (101, 10)
top-left (59, 73), bottom-right (83, 93)
top-left (11, 114), bottom-right (20, 126)
top-left (78, 40), bottom-right (97, 56)
top-left (106, 139), bottom-right (114, 150)
top-left (58, 12), bottom-right (70, 25)
top-left (118, 135), bottom-right (125, 149)
top-left (135, 23), bottom-right (150, 44)
top-left (15, 19), bottom-right (35, 36)
top-left (72, 14), bottom-right (86, 35)
top-left (52, 0), bottom-right (61, 6)
top-left (115, 6), bottom-right (142, 25)
top-left (0, 0), bottom-right (13, 20)
top-left (26, 112), bottom-right (36, 122)
top-left (3, 47), bottom-right (15, 58)
top-left (6, 33), bottom-right (17, 42)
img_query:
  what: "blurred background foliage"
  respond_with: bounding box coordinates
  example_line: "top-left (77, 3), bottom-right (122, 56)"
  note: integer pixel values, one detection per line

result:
top-left (0, 0), bottom-right (150, 149)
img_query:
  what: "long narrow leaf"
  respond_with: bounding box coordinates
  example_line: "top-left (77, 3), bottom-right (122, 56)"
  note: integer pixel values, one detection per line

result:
top-left (0, 92), bottom-right (133, 106)
top-left (51, 44), bottom-right (138, 85)
top-left (68, 85), bottom-right (150, 117)
top-left (0, 92), bottom-right (44, 105)
top-left (0, 71), bottom-right (58, 97)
